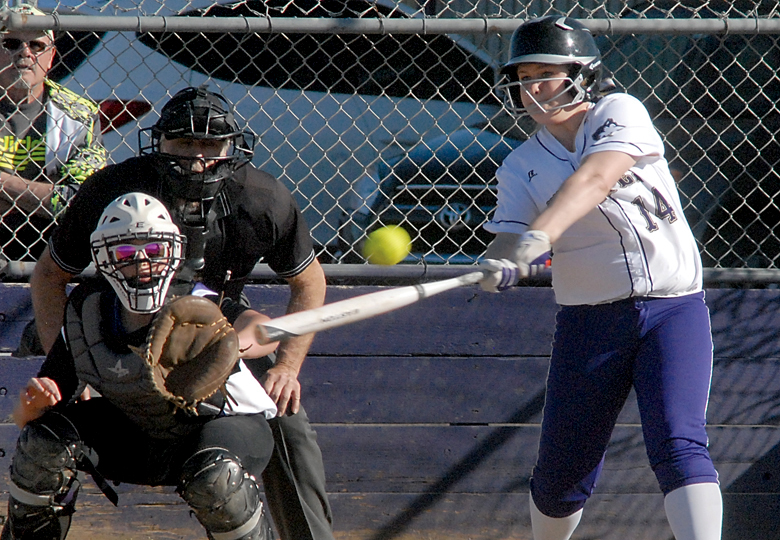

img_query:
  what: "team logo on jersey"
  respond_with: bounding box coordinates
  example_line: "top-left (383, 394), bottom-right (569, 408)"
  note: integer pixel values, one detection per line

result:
top-left (108, 360), bottom-right (130, 378)
top-left (617, 170), bottom-right (640, 188)
top-left (528, 170), bottom-right (538, 182)
top-left (610, 170), bottom-right (639, 195)
top-left (592, 118), bottom-right (623, 141)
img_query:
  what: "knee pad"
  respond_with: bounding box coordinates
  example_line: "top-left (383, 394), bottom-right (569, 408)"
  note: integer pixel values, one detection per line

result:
top-left (7, 413), bottom-right (84, 540)
top-left (178, 448), bottom-right (273, 540)
top-left (11, 412), bottom-right (82, 499)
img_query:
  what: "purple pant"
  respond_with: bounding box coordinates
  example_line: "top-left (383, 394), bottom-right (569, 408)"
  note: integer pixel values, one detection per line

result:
top-left (530, 292), bottom-right (719, 518)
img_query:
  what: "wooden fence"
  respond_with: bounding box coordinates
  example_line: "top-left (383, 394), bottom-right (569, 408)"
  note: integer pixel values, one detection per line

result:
top-left (1, 282), bottom-right (779, 539)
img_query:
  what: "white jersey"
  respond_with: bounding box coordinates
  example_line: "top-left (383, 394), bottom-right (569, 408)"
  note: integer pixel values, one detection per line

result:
top-left (214, 359), bottom-right (278, 419)
top-left (485, 93), bottom-right (702, 306)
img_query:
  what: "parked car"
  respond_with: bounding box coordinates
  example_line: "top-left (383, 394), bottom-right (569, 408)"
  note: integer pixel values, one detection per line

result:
top-left (337, 120), bottom-right (525, 264)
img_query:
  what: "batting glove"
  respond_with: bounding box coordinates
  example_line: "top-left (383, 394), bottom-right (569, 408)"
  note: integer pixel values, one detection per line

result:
top-left (479, 258), bottom-right (520, 293)
top-left (514, 230), bottom-right (552, 278)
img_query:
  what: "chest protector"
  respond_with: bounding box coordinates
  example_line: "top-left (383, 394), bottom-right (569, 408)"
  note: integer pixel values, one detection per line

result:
top-left (66, 292), bottom-right (204, 440)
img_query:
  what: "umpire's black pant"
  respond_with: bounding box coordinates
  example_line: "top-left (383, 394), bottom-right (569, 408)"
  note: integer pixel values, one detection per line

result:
top-left (246, 356), bottom-right (335, 540)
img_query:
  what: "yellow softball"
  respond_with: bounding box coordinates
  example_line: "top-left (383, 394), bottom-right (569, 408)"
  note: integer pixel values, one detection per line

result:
top-left (362, 225), bottom-right (412, 265)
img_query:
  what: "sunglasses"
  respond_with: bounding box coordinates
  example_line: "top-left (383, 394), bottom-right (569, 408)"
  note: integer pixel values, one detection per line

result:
top-left (110, 242), bottom-right (169, 262)
top-left (2, 38), bottom-right (51, 54)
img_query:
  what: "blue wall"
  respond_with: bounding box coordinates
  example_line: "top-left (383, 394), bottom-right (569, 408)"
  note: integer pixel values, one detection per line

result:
top-left (1, 283), bottom-right (778, 539)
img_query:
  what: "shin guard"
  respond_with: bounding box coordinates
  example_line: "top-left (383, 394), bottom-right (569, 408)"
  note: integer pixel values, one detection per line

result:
top-left (178, 448), bottom-right (274, 540)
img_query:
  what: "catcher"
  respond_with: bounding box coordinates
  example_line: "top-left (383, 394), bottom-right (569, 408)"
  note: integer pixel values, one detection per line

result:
top-left (2, 193), bottom-right (279, 540)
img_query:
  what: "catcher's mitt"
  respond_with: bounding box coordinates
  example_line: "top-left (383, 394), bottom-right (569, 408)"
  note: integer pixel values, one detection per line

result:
top-left (141, 295), bottom-right (239, 412)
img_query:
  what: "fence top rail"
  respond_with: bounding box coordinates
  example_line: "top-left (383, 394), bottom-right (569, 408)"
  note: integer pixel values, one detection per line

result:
top-left (3, 13), bottom-right (780, 35)
top-left (1, 262), bottom-right (780, 286)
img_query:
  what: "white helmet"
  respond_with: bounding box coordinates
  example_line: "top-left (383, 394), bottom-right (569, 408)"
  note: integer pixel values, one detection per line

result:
top-left (90, 192), bottom-right (186, 313)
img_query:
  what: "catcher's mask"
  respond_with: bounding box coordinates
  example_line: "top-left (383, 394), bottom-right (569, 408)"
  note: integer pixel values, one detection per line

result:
top-left (90, 192), bottom-right (186, 314)
top-left (138, 85), bottom-right (255, 225)
top-left (495, 16), bottom-right (603, 117)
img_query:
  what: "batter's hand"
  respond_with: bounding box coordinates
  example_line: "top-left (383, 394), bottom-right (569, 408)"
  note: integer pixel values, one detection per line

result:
top-left (261, 364), bottom-right (302, 416)
top-left (514, 230), bottom-right (552, 278)
top-left (479, 258), bottom-right (520, 292)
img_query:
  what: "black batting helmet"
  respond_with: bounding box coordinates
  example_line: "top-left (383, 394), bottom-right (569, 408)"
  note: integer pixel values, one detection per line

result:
top-left (496, 16), bottom-right (603, 116)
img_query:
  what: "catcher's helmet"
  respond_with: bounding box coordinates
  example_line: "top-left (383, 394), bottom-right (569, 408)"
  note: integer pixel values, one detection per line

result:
top-left (91, 192), bottom-right (186, 314)
top-left (139, 85), bottom-right (255, 213)
top-left (496, 16), bottom-right (603, 117)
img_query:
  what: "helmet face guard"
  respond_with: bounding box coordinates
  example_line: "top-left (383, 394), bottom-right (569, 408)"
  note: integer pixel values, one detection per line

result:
top-left (496, 67), bottom-right (595, 117)
top-left (149, 153), bottom-right (240, 212)
top-left (138, 85), bottom-right (255, 217)
top-left (90, 193), bottom-right (186, 314)
top-left (496, 16), bottom-right (602, 117)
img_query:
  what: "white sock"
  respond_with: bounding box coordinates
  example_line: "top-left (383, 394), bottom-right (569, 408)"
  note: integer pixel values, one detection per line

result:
top-left (664, 482), bottom-right (723, 540)
top-left (529, 492), bottom-right (583, 540)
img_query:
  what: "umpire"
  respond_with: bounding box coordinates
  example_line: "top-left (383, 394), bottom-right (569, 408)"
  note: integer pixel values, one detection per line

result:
top-left (30, 86), bottom-right (335, 540)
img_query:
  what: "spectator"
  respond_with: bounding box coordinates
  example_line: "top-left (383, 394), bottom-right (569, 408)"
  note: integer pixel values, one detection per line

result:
top-left (0, 3), bottom-right (106, 263)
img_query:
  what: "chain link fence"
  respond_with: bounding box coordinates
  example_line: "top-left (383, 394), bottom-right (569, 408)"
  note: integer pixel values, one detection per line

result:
top-left (2, 0), bottom-right (780, 271)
